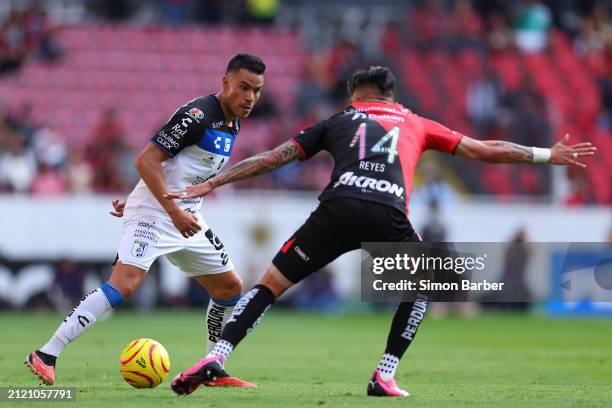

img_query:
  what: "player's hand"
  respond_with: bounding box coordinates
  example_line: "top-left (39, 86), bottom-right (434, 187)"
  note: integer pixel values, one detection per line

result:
top-left (550, 134), bottom-right (597, 168)
top-left (169, 210), bottom-right (202, 238)
top-left (110, 199), bottom-right (126, 217)
top-left (164, 181), bottom-right (214, 199)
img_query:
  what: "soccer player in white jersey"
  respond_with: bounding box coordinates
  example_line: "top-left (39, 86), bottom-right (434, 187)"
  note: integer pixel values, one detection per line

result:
top-left (25, 53), bottom-right (265, 388)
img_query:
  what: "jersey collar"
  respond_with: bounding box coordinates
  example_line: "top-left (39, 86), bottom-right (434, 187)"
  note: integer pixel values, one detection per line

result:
top-left (211, 94), bottom-right (239, 131)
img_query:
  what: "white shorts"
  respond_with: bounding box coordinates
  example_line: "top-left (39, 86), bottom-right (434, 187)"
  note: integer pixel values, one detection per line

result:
top-left (116, 212), bottom-right (234, 276)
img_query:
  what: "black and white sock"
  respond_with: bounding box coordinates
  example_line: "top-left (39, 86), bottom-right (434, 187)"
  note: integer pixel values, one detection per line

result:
top-left (378, 294), bottom-right (429, 379)
top-left (206, 284), bottom-right (275, 362)
top-left (209, 339), bottom-right (234, 361)
top-left (377, 353), bottom-right (400, 380)
top-left (205, 295), bottom-right (240, 353)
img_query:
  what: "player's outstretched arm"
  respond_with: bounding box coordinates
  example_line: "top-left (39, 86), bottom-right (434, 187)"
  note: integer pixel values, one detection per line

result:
top-left (165, 140), bottom-right (302, 199)
top-left (455, 134), bottom-right (597, 167)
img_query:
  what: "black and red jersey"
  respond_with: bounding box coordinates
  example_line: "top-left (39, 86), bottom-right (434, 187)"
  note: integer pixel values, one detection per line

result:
top-left (290, 102), bottom-right (463, 216)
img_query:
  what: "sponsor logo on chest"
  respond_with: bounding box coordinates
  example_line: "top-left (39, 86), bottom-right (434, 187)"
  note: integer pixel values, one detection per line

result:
top-left (333, 171), bottom-right (404, 198)
top-left (197, 129), bottom-right (235, 157)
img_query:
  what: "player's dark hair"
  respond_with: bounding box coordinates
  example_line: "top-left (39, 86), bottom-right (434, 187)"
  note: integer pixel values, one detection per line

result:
top-left (347, 66), bottom-right (395, 95)
top-left (226, 53), bottom-right (266, 75)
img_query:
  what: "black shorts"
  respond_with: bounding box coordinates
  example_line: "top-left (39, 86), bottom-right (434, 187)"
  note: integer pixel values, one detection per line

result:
top-left (272, 198), bottom-right (420, 284)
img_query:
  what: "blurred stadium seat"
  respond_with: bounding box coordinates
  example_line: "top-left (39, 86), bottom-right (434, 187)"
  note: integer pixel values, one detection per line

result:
top-left (0, 0), bottom-right (609, 200)
top-left (0, 24), bottom-right (305, 148)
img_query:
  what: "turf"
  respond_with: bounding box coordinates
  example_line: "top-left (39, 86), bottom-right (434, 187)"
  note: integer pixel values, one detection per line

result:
top-left (1, 310), bottom-right (611, 407)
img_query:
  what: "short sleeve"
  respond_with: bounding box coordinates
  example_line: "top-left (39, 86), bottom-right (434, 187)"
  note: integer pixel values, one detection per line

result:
top-left (290, 120), bottom-right (327, 161)
top-left (421, 118), bottom-right (463, 154)
top-left (151, 105), bottom-right (207, 157)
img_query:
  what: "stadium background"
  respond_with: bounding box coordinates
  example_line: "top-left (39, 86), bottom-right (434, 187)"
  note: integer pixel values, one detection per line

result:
top-left (0, 1), bottom-right (611, 404)
top-left (0, 0), bottom-right (610, 310)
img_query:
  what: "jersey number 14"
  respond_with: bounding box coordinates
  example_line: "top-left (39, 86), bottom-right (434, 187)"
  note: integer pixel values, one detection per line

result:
top-left (350, 123), bottom-right (400, 164)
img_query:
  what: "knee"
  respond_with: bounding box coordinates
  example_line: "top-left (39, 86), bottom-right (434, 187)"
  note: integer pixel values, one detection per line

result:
top-left (107, 278), bottom-right (139, 300)
top-left (259, 265), bottom-right (292, 297)
top-left (209, 275), bottom-right (243, 300)
top-left (115, 280), bottom-right (140, 300)
top-left (108, 264), bottom-right (145, 300)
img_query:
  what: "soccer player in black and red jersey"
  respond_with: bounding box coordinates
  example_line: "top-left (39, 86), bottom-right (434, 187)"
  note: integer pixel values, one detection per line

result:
top-left (167, 66), bottom-right (597, 397)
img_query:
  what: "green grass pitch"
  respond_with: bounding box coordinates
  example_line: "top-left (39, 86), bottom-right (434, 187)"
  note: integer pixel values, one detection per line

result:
top-left (1, 310), bottom-right (611, 407)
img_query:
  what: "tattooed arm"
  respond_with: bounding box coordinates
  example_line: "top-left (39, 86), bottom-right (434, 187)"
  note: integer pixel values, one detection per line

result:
top-left (211, 141), bottom-right (302, 188)
top-left (165, 140), bottom-right (303, 199)
top-left (455, 134), bottom-right (596, 167)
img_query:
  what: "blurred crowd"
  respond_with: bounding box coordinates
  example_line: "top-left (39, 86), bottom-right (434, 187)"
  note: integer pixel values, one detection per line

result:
top-left (0, 104), bottom-right (139, 194)
top-left (0, 0), bottom-right (610, 203)
top-left (399, 0), bottom-right (611, 202)
top-left (86, 0), bottom-right (280, 26)
top-left (0, 2), bottom-right (61, 75)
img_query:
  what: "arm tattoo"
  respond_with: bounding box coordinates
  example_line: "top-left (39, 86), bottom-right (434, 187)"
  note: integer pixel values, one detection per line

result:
top-left (488, 141), bottom-right (534, 163)
top-left (210, 141), bottom-right (302, 188)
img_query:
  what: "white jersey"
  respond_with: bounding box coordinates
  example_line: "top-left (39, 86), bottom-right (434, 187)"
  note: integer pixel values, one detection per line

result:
top-left (124, 95), bottom-right (239, 218)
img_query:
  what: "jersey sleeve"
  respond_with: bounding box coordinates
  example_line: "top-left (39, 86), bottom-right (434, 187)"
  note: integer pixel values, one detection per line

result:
top-left (421, 117), bottom-right (463, 154)
top-left (290, 120), bottom-right (328, 161)
top-left (151, 105), bottom-right (207, 157)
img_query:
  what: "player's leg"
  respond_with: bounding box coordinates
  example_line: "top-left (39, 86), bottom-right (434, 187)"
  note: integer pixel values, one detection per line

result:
top-left (368, 205), bottom-right (428, 397)
top-left (368, 295), bottom-right (429, 397)
top-left (171, 264), bottom-right (297, 395)
top-left (40, 261), bottom-right (144, 357)
top-left (172, 200), bottom-right (356, 396)
top-left (204, 264), bottom-right (291, 361)
top-left (164, 221), bottom-right (245, 354)
top-left (26, 215), bottom-right (175, 385)
top-left (167, 217), bottom-right (259, 390)
top-left (192, 270), bottom-right (260, 388)
top-left (26, 262), bottom-right (145, 385)
top-left (193, 271), bottom-right (242, 353)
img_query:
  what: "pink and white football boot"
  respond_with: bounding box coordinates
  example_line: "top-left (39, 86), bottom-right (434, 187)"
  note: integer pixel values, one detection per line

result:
top-left (366, 370), bottom-right (409, 397)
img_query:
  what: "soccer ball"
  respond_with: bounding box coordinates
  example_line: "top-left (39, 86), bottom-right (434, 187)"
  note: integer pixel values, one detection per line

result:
top-left (119, 338), bottom-right (170, 388)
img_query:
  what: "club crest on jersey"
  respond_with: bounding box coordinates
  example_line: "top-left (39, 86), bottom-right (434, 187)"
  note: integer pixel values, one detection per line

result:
top-left (188, 108), bottom-right (204, 120)
top-left (201, 155), bottom-right (216, 164)
top-left (131, 241), bottom-right (148, 258)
